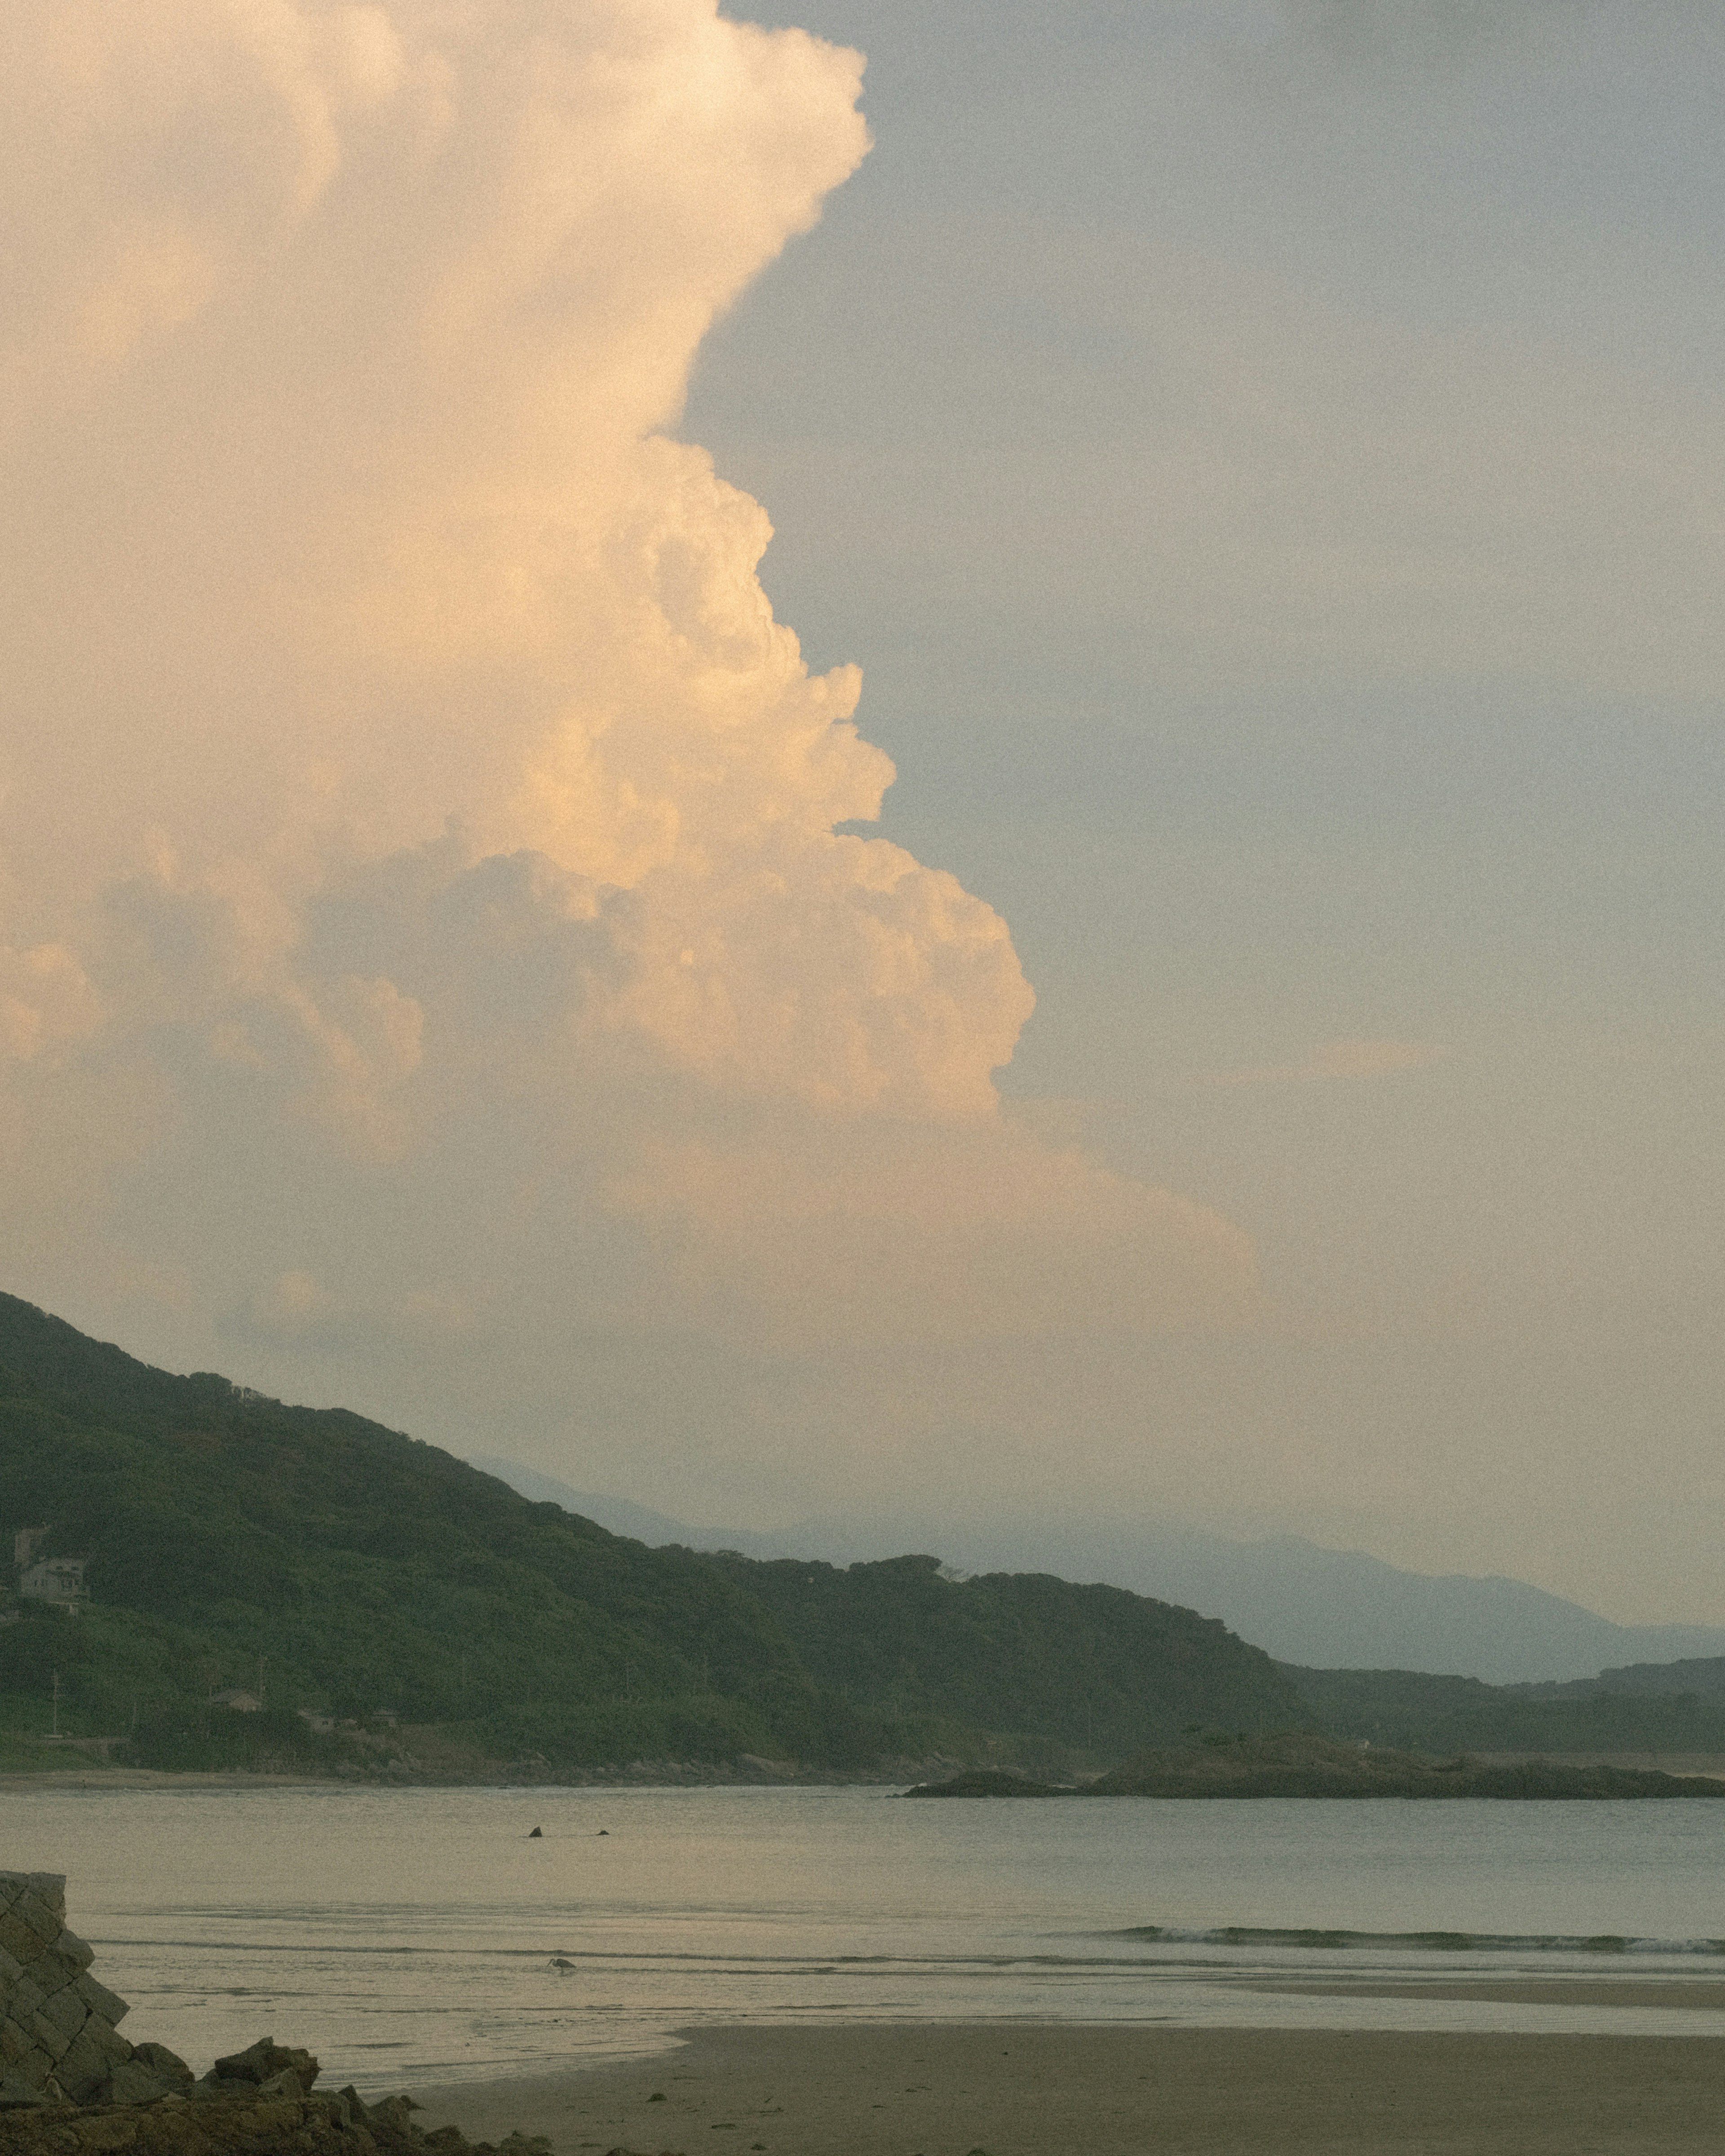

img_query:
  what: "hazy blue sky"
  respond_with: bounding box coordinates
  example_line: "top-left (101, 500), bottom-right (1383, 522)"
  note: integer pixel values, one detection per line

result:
top-left (674, 0), bottom-right (1725, 1606)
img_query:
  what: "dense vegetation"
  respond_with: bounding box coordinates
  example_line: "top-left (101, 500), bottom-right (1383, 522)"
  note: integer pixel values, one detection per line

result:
top-left (709, 1552), bottom-right (1300, 1765)
top-left (0, 1294), bottom-right (1300, 1776)
top-left (1288, 1663), bottom-right (1725, 1756)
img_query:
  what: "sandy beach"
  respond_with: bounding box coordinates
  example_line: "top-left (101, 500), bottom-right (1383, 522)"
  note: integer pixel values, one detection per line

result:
top-left (414, 2020), bottom-right (1725, 2154)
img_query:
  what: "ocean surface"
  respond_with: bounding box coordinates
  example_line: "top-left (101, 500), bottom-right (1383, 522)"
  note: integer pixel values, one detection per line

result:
top-left (5, 1783), bottom-right (1725, 2089)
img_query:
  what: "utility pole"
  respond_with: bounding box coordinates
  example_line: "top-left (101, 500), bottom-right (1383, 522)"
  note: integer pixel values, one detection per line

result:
top-left (51, 1670), bottom-right (59, 1738)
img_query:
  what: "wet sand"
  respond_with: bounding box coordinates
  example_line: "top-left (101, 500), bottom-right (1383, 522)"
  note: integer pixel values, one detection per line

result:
top-left (1243, 1978), bottom-right (1725, 2010)
top-left (413, 2020), bottom-right (1725, 2154)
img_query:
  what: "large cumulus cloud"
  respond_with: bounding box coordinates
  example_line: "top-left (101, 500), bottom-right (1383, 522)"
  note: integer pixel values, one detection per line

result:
top-left (0, 0), bottom-right (1253, 1454)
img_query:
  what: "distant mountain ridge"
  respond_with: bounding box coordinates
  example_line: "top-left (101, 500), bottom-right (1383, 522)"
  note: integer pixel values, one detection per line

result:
top-left (468, 1459), bottom-right (1725, 1685)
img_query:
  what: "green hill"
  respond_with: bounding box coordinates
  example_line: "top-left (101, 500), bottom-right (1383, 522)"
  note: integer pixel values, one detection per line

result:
top-left (709, 1551), bottom-right (1297, 1766)
top-left (1286, 1663), bottom-right (1725, 1757)
top-left (0, 1294), bottom-right (1301, 1777)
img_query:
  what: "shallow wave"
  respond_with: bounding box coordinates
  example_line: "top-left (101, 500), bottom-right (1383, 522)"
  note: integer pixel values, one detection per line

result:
top-left (23, 1783), bottom-right (1725, 2079)
top-left (1110, 1925), bottom-right (1725, 1955)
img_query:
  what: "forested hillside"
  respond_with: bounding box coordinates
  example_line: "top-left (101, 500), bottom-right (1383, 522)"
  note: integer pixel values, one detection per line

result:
top-left (1289, 1663), bottom-right (1725, 1756)
top-left (718, 1553), bottom-right (1297, 1763)
top-left (0, 1295), bottom-right (1300, 1776)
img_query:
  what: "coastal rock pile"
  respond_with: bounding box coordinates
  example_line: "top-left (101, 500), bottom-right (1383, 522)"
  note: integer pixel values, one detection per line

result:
top-left (0, 1873), bottom-right (182, 2108)
top-left (1, 2024), bottom-right (552, 2156)
top-left (0, 1878), bottom-right (550, 2156)
top-left (0, 2045), bottom-right (551, 2156)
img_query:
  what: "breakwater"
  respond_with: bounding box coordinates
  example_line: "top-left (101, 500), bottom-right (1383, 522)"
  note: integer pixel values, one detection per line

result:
top-left (0, 1871), bottom-right (189, 2107)
top-left (0, 1873), bottom-right (543, 2156)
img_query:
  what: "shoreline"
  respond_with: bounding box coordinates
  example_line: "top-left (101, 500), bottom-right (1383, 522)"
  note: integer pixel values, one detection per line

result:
top-left (12, 1745), bottom-right (1725, 1792)
top-left (0, 1767), bottom-right (333, 1789)
top-left (410, 2019), bottom-right (1725, 2154)
top-left (0, 1766), bottom-right (926, 1791)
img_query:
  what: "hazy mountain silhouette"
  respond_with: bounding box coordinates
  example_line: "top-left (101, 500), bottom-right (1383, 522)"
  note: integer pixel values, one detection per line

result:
top-left (469, 1459), bottom-right (1725, 1684)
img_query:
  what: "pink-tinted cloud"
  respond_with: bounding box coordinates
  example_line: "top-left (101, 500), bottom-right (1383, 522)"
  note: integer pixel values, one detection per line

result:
top-left (0, 0), bottom-right (1253, 1401)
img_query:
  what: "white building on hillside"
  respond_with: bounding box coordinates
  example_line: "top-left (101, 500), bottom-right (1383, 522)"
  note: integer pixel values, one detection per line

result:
top-left (13, 1526), bottom-right (90, 1607)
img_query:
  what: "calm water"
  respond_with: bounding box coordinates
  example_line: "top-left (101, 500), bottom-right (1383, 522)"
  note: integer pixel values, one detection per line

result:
top-left (4, 1784), bottom-right (1725, 2089)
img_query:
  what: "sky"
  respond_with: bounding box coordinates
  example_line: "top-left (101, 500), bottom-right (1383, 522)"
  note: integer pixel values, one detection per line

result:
top-left (1, 0), bottom-right (1721, 1622)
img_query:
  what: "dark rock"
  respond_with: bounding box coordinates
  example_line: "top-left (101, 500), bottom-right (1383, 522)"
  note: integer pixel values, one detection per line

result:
top-left (0, 2039), bottom-right (43, 2095)
top-left (127, 2050), bottom-right (191, 2093)
top-left (0, 1873), bottom-right (133, 2110)
top-left (56, 2018), bottom-right (132, 2104)
top-left (73, 1984), bottom-right (128, 2033)
top-left (206, 2041), bottom-right (318, 2092)
top-left (38, 1988), bottom-right (87, 2045)
top-left (12, 1899), bottom-right (61, 1952)
top-left (189, 2079), bottom-right (259, 2103)
top-left (899, 1770), bottom-right (1071, 1798)
top-left (251, 2072), bottom-right (308, 2102)
top-left (100, 2061), bottom-right (178, 2108)
top-left (0, 2085), bottom-right (542, 2156)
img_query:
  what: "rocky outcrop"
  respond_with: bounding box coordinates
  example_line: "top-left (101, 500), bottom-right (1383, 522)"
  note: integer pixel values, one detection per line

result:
top-left (0, 2042), bottom-right (549, 2156)
top-left (901, 1731), bottom-right (1725, 1799)
top-left (0, 1880), bottom-right (551, 2156)
top-left (898, 1769), bottom-right (1071, 1798)
top-left (0, 1873), bottom-right (182, 2109)
top-left (0, 1875), bottom-right (197, 2112)
top-left (0, 2074), bottom-right (550, 2156)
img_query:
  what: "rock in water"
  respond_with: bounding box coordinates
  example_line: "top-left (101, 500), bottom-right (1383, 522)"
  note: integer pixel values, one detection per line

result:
top-left (898, 1770), bottom-right (1072, 1798)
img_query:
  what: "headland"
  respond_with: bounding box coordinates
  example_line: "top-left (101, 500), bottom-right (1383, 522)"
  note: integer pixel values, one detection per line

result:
top-left (902, 1730), bottom-right (1725, 1798)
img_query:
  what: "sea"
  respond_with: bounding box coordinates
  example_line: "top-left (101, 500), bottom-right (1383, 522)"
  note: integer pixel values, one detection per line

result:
top-left (5, 1783), bottom-right (1725, 2090)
